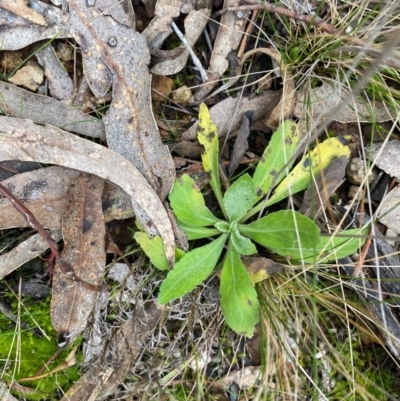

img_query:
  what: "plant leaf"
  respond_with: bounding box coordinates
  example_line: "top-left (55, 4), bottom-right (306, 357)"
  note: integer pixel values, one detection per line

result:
top-left (197, 103), bottom-right (225, 216)
top-left (297, 227), bottom-right (368, 264)
top-left (223, 174), bottom-right (256, 221)
top-left (158, 233), bottom-right (229, 303)
top-left (178, 220), bottom-right (221, 240)
top-left (231, 229), bottom-right (257, 256)
top-left (252, 120), bottom-right (299, 201)
top-left (215, 221), bottom-right (230, 232)
top-left (134, 232), bottom-right (169, 270)
top-left (239, 210), bottom-right (320, 259)
top-left (169, 174), bottom-right (221, 226)
top-left (220, 241), bottom-right (259, 337)
top-left (267, 136), bottom-right (351, 206)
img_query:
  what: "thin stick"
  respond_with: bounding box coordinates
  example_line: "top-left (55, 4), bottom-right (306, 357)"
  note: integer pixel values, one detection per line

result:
top-left (0, 183), bottom-right (105, 292)
top-left (170, 21), bottom-right (208, 82)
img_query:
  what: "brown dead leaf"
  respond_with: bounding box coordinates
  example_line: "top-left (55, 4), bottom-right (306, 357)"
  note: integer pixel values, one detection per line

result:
top-left (51, 174), bottom-right (105, 343)
top-left (242, 256), bottom-right (283, 283)
top-left (0, 166), bottom-right (134, 230)
top-left (8, 62), bottom-right (44, 91)
top-left (0, 81), bottom-right (106, 139)
top-left (151, 73), bottom-right (173, 102)
top-left (299, 155), bottom-right (349, 220)
top-left (378, 187), bottom-right (400, 235)
top-left (228, 111), bottom-right (252, 177)
top-left (182, 91), bottom-right (282, 140)
top-left (0, 0), bottom-right (47, 26)
top-left (0, 117), bottom-right (175, 263)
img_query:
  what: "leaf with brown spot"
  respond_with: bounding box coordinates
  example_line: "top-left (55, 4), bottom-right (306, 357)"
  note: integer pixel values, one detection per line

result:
top-left (51, 173), bottom-right (105, 344)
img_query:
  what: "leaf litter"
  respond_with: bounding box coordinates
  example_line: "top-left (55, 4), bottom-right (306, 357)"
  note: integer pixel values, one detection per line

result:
top-left (1, 0), bottom-right (400, 399)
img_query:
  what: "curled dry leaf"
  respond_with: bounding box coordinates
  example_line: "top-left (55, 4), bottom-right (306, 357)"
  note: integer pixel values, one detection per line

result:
top-left (0, 166), bottom-right (134, 229)
top-left (51, 174), bottom-right (106, 343)
top-left (150, 8), bottom-right (210, 76)
top-left (182, 91), bottom-right (281, 141)
top-left (0, 116), bottom-right (175, 263)
top-left (0, 81), bottom-right (106, 139)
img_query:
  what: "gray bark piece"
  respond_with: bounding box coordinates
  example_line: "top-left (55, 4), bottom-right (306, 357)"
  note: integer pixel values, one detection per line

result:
top-left (0, 81), bottom-right (105, 139)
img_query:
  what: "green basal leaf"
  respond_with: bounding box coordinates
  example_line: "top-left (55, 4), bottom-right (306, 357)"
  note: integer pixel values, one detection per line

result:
top-left (252, 120), bottom-right (299, 201)
top-left (134, 232), bottom-right (169, 270)
top-left (220, 240), bottom-right (259, 337)
top-left (231, 229), bottom-right (257, 256)
top-left (135, 233), bottom-right (186, 271)
top-left (223, 174), bottom-right (256, 221)
top-left (158, 233), bottom-right (229, 304)
top-left (197, 103), bottom-right (225, 217)
top-left (169, 174), bottom-right (221, 227)
top-left (296, 227), bottom-right (368, 264)
top-left (178, 220), bottom-right (221, 240)
top-left (239, 210), bottom-right (320, 259)
top-left (268, 136), bottom-right (351, 206)
top-left (215, 221), bottom-right (230, 232)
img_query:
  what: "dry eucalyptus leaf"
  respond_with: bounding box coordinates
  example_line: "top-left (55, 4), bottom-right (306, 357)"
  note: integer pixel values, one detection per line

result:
top-left (189, 0), bottom-right (248, 102)
top-left (295, 81), bottom-right (395, 124)
top-left (150, 8), bottom-right (210, 76)
top-left (8, 62), bottom-right (44, 91)
top-left (377, 187), bottom-right (400, 234)
top-left (0, 229), bottom-right (62, 279)
top-left (35, 44), bottom-right (74, 101)
top-left (0, 3), bottom-right (70, 50)
top-left (68, 0), bottom-right (175, 199)
top-left (0, 116), bottom-right (175, 263)
top-left (0, 166), bottom-right (134, 229)
top-left (142, 0), bottom-right (182, 44)
top-left (182, 91), bottom-right (282, 140)
top-left (0, 81), bottom-right (106, 139)
top-left (368, 140), bottom-right (400, 180)
top-left (0, 0), bottom-right (47, 26)
top-left (51, 173), bottom-right (106, 343)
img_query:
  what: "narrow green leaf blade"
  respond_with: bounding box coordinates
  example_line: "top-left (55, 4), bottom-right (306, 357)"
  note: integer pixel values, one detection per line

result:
top-left (231, 229), bottom-right (257, 256)
top-left (252, 120), bottom-right (299, 201)
top-left (134, 232), bottom-right (169, 271)
top-left (177, 220), bottom-right (221, 240)
top-left (223, 174), bottom-right (256, 221)
top-left (220, 241), bottom-right (259, 337)
top-left (239, 210), bottom-right (320, 259)
top-left (298, 227), bottom-right (368, 264)
top-left (158, 233), bottom-right (229, 303)
top-left (197, 103), bottom-right (225, 215)
top-left (169, 174), bottom-right (221, 226)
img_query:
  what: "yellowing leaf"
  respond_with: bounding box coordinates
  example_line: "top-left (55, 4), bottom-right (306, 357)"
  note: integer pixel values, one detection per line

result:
top-left (197, 103), bottom-right (225, 216)
top-left (268, 136), bottom-right (351, 206)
